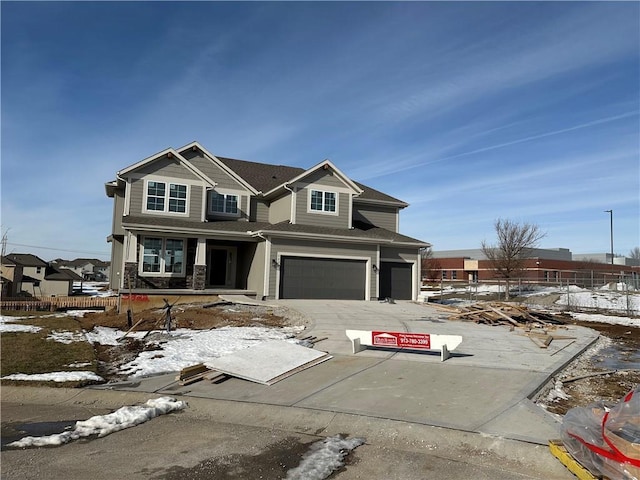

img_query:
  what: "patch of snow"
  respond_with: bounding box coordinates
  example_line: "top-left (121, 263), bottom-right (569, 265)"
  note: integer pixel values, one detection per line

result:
top-left (47, 330), bottom-right (86, 344)
top-left (119, 325), bottom-right (304, 378)
top-left (83, 326), bottom-right (147, 346)
top-left (0, 316), bottom-right (42, 333)
top-left (2, 371), bottom-right (104, 383)
top-left (6, 396), bottom-right (186, 448)
top-left (66, 362), bottom-right (92, 368)
top-left (546, 380), bottom-right (570, 403)
top-left (569, 312), bottom-right (640, 327)
top-left (285, 435), bottom-right (365, 480)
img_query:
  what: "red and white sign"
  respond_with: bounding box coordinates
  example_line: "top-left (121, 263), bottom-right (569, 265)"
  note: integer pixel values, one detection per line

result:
top-left (372, 331), bottom-right (431, 350)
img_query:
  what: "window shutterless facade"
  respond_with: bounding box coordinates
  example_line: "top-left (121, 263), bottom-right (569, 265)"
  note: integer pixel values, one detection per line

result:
top-left (309, 189), bottom-right (337, 214)
top-left (208, 191), bottom-right (239, 215)
top-left (141, 237), bottom-right (185, 276)
top-left (145, 180), bottom-right (188, 214)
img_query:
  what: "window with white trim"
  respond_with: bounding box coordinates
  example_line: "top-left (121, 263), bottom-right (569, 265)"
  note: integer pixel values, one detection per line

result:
top-left (209, 191), bottom-right (239, 215)
top-left (310, 190), bottom-right (337, 213)
top-left (145, 181), bottom-right (187, 214)
top-left (141, 237), bottom-right (184, 275)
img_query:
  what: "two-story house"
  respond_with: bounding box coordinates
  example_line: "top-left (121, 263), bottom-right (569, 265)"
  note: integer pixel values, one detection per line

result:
top-left (1, 253), bottom-right (83, 296)
top-left (105, 142), bottom-right (429, 301)
top-left (52, 258), bottom-right (111, 281)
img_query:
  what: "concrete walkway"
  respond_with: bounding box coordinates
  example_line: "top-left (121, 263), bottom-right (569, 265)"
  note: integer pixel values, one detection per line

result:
top-left (93, 300), bottom-right (599, 445)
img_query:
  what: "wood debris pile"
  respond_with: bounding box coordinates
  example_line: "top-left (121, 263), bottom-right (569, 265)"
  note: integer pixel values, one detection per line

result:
top-left (176, 363), bottom-right (226, 386)
top-left (429, 301), bottom-right (575, 349)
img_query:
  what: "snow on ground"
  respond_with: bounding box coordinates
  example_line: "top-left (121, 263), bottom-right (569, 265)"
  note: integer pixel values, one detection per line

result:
top-left (0, 316), bottom-right (42, 333)
top-left (556, 289), bottom-right (640, 313)
top-left (1, 312), bottom-right (305, 381)
top-left (2, 371), bottom-right (104, 383)
top-left (6, 396), bottom-right (186, 448)
top-left (47, 330), bottom-right (87, 344)
top-left (6, 394), bottom-right (361, 480)
top-left (421, 283), bottom-right (640, 315)
top-left (83, 326), bottom-right (148, 346)
top-left (73, 281), bottom-right (115, 297)
top-left (285, 435), bottom-right (366, 480)
top-left (118, 325), bottom-right (304, 378)
top-left (569, 312), bottom-right (640, 327)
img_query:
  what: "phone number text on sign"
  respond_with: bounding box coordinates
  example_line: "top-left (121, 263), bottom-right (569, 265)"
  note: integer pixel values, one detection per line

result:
top-left (372, 331), bottom-right (431, 350)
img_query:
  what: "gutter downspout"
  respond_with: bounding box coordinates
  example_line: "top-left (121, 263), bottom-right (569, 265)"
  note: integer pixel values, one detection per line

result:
top-left (283, 184), bottom-right (296, 224)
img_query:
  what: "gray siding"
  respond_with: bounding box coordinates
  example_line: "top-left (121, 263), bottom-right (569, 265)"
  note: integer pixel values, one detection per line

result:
top-left (268, 238), bottom-right (376, 299)
top-left (252, 199), bottom-right (270, 223)
top-left (135, 156), bottom-right (201, 180)
top-left (181, 151), bottom-right (249, 191)
top-left (129, 178), bottom-right (203, 221)
top-left (269, 194), bottom-right (292, 224)
top-left (380, 246), bottom-right (418, 262)
top-left (109, 237), bottom-right (124, 291)
top-left (353, 203), bottom-right (398, 232)
top-left (246, 241), bottom-right (266, 296)
top-left (295, 191), bottom-right (349, 228)
top-left (294, 169), bottom-right (348, 189)
top-left (112, 190), bottom-right (126, 235)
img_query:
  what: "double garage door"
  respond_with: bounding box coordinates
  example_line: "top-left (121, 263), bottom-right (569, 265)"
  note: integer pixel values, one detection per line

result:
top-left (279, 257), bottom-right (366, 300)
top-left (278, 256), bottom-right (413, 300)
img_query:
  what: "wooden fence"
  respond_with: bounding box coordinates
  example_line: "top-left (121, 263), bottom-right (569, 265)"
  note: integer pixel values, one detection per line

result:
top-left (0, 296), bottom-right (119, 312)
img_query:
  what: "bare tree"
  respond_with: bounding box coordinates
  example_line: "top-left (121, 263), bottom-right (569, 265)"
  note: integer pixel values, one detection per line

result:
top-left (630, 247), bottom-right (640, 260)
top-left (420, 247), bottom-right (442, 283)
top-left (481, 219), bottom-right (546, 300)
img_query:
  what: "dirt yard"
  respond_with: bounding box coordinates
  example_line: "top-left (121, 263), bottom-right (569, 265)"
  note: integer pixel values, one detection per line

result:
top-left (76, 300), bottom-right (308, 383)
top-left (541, 320), bottom-right (640, 415)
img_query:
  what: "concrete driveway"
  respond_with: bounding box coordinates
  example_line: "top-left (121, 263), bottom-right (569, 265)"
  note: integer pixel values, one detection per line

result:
top-left (91, 299), bottom-right (596, 443)
top-left (1, 299), bottom-right (598, 479)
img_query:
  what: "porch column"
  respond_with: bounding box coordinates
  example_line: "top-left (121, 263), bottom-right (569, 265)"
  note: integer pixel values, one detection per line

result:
top-left (123, 232), bottom-right (138, 290)
top-left (193, 237), bottom-right (207, 290)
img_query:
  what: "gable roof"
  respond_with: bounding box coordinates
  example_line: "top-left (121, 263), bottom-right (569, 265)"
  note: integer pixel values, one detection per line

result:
top-left (263, 159), bottom-right (363, 197)
top-left (4, 253), bottom-right (48, 267)
top-left (114, 142), bottom-right (409, 207)
top-left (45, 267), bottom-right (84, 281)
top-left (117, 147), bottom-right (216, 187)
top-left (216, 156), bottom-right (406, 205)
top-left (53, 258), bottom-right (110, 268)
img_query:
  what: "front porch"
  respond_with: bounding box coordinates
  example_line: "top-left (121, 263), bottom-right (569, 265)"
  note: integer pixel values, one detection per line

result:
top-left (121, 233), bottom-right (262, 292)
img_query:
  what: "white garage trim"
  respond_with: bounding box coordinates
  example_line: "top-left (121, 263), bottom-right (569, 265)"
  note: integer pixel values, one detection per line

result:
top-left (275, 252), bottom-right (372, 300)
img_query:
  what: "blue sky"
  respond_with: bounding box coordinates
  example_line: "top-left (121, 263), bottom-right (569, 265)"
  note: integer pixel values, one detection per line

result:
top-left (2, 1), bottom-right (638, 262)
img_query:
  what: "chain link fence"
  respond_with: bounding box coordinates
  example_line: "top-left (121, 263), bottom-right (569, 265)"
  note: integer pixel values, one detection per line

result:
top-left (429, 273), bottom-right (639, 317)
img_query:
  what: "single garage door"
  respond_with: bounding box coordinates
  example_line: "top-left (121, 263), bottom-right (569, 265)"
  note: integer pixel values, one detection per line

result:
top-left (279, 257), bottom-right (366, 300)
top-left (379, 262), bottom-right (413, 300)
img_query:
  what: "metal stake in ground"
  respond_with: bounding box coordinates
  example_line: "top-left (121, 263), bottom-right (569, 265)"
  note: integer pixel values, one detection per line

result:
top-left (163, 299), bottom-right (173, 333)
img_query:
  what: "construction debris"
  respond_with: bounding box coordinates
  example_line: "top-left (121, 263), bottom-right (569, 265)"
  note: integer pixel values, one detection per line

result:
top-left (205, 340), bottom-right (332, 386)
top-left (428, 301), bottom-right (571, 349)
top-left (430, 301), bottom-right (567, 327)
top-left (176, 363), bottom-right (227, 386)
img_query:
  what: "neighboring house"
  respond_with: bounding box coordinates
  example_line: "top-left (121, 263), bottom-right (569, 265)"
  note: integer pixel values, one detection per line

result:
top-left (106, 142), bottom-right (429, 300)
top-left (1, 256), bottom-right (19, 297)
top-left (1, 253), bottom-right (83, 296)
top-left (52, 258), bottom-right (111, 281)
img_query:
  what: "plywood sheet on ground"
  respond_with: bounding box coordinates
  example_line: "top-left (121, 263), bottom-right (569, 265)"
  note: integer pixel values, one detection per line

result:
top-left (205, 340), bottom-right (332, 385)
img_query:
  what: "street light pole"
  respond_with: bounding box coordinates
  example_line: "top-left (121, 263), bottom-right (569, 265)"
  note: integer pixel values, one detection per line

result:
top-left (604, 210), bottom-right (613, 265)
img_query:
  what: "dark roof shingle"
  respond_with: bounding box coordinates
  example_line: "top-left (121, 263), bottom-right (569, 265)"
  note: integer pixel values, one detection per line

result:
top-left (216, 156), bottom-right (406, 205)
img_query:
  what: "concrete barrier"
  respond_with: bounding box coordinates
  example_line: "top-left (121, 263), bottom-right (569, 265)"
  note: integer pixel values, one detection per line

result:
top-left (345, 329), bottom-right (463, 361)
